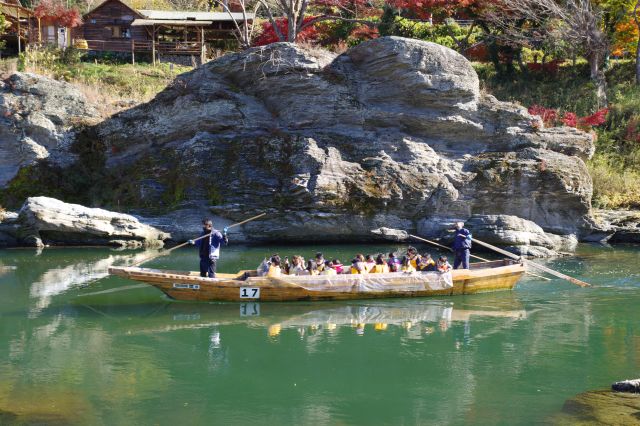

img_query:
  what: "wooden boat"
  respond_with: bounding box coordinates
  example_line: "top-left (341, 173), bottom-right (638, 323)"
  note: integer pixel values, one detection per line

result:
top-left (108, 259), bottom-right (525, 302)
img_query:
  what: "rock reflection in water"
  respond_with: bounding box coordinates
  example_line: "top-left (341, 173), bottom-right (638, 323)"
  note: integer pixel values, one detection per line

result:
top-left (25, 250), bottom-right (158, 315)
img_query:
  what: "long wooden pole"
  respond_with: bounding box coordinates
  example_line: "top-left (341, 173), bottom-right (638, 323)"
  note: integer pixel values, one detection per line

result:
top-left (407, 233), bottom-right (549, 281)
top-left (131, 213), bottom-right (266, 267)
top-left (472, 238), bottom-right (591, 287)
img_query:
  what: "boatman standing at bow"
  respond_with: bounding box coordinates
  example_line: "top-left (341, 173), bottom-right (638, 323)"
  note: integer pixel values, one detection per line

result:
top-left (189, 218), bottom-right (228, 278)
top-left (452, 221), bottom-right (472, 270)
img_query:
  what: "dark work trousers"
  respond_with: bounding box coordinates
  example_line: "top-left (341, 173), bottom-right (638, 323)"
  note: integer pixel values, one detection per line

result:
top-left (454, 249), bottom-right (470, 270)
top-left (200, 256), bottom-right (218, 278)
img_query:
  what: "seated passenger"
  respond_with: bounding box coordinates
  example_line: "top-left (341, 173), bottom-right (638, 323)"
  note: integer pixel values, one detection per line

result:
top-left (364, 254), bottom-right (376, 272)
top-left (283, 256), bottom-right (291, 274)
top-left (387, 252), bottom-right (401, 272)
top-left (322, 261), bottom-right (337, 275)
top-left (436, 255), bottom-right (452, 273)
top-left (267, 255), bottom-right (282, 277)
top-left (289, 255), bottom-right (306, 276)
top-left (371, 254), bottom-right (390, 273)
top-left (401, 255), bottom-right (416, 272)
top-left (418, 254), bottom-right (436, 272)
top-left (406, 246), bottom-right (421, 270)
top-left (314, 252), bottom-right (326, 273)
top-left (332, 259), bottom-right (344, 274)
top-left (350, 255), bottom-right (368, 274)
top-left (307, 259), bottom-right (319, 276)
top-left (257, 258), bottom-right (270, 276)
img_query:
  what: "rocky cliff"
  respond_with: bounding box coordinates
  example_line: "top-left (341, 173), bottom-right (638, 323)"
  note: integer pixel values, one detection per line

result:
top-left (0, 37), bottom-right (606, 253)
top-left (97, 37), bottom-right (594, 250)
top-left (0, 73), bottom-right (99, 186)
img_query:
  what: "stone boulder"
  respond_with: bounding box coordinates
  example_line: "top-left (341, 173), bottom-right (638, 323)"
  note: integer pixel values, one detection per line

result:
top-left (612, 379), bottom-right (640, 393)
top-left (17, 197), bottom-right (168, 248)
top-left (416, 214), bottom-right (577, 257)
top-left (0, 210), bottom-right (19, 246)
top-left (585, 209), bottom-right (640, 243)
top-left (0, 73), bottom-right (100, 186)
top-left (95, 37), bottom-right (594, 252)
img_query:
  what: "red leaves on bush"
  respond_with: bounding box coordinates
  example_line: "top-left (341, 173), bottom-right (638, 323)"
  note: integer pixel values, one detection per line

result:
top-left (528, 105), bottom-right (557, 127)
top-left (253, 17), bottom-right (320, 46)
top-left (562, 112), bottom-right (577, 127)
top-left (528, 105), bottom-right (608, 131)
top-left (582, 108), bottom-right (609, 127)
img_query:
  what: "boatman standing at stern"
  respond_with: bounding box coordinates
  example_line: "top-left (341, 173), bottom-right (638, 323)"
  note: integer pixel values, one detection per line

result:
top-left (189, 218), bottom-right (228, 278)
top-left (452, 221), bottom-right (472, 270)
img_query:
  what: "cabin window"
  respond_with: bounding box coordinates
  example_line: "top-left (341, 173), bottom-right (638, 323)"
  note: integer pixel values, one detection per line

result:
top-left (90, 19), bottom-right (96, 24)
top-left (106, 26), bottom-right (130, 38)
top-left (121, 15), bottom-right (133, 21)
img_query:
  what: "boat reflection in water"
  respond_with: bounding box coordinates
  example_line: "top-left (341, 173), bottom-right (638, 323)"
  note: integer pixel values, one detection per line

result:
top-left (113, 299), bottom-right (527, 342)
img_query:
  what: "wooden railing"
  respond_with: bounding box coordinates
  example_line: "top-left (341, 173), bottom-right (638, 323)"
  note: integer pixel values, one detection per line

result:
top-left (82, 39), bottom-right (202, 55)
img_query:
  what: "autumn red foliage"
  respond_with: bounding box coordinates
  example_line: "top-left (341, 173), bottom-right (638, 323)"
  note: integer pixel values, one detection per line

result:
top-left (528, 105), bottom-right (608, 131)
top-left (34, 0), bottom-right (82, 28)
top-left (253, 17), bottom-right (321, 46)
top-left (387, 0), bottom-right (492, 20)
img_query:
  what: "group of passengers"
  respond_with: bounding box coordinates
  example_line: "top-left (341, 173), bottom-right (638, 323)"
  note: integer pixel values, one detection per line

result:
top-left (258, 248), bottom-right (452, 278)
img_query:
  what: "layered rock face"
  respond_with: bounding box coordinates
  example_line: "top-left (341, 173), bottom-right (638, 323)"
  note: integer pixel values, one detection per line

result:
top-left (0, 73), bottom-right (99, 186)
top-left (97, 37), bottom-right (594, 251)
top-left (15, 197), bottom-right (167, 248)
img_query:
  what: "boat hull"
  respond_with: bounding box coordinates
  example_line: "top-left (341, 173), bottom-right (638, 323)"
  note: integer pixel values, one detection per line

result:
top-left (108, 260), bottom-right (525, 302)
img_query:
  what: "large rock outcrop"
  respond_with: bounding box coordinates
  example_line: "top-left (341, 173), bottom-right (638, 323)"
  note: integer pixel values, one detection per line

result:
top-left (16, 197), bottom-right (168, 248)
top-left (0, 73), bottom-right (99, 186)
top-left (95, 37), bottom-right (594, 251)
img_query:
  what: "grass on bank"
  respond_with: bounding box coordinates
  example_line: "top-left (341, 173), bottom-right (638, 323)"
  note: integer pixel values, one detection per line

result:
top-left (475, 59), bottom-right (640, 210)
top-left (19, 47), bottom-right (192, 114)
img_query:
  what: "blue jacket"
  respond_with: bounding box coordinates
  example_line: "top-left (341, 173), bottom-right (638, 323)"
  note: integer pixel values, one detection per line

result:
top-left (196, 229), bottom-right (227, 258)
top-left (452, 228), bottom-right (472, 250)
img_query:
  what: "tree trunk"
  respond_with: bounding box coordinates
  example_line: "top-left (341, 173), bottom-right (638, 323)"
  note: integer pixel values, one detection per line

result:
top-left (587, 51), bottom-right (607, 107)
top-left (588, 51), bottom-right (599, 80)
top-left (636, 34), bottom-right (640, 84)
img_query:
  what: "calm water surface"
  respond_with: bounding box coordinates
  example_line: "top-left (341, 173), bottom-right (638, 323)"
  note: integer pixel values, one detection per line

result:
top-left (0, 243), bottom-right (639, 425)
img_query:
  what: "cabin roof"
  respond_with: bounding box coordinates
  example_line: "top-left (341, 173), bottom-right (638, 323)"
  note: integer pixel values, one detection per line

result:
top-left (138, 10), bottom-right (254, 21)
top-left (84, 0), bottom-right (143, 19)
top-left (131, 19), bottom-right (214, 26)
top-left (0, 0), bottom-right (34, 17)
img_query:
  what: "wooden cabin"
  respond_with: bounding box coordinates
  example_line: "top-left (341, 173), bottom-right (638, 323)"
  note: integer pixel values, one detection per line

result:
top-left (0, 0), bottom-right (34, 54)
top-left (74, 0), bottom-right (254, 63)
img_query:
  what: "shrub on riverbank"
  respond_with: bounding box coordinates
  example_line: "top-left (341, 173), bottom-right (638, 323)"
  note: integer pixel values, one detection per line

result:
top-left (475, 60), bottom-right (640, 210)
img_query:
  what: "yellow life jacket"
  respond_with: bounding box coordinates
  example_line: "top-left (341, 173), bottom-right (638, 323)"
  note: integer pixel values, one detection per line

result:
top-left (409, 256), bottom-right (420, 269)
top-left (372, 264), bottom-right (389, 274)
top-left (322, 268), bottom-right (337, 276)
top-left (267, 265), bottom-right (281, 277)
top-left (351, 264), bottom-right (368, 274)
top-left (402, 264), bottom-right (416, 273)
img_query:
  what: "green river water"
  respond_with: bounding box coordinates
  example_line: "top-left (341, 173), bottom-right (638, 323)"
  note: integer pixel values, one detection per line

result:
top-left (0, 243), bottom-right (639, 425)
